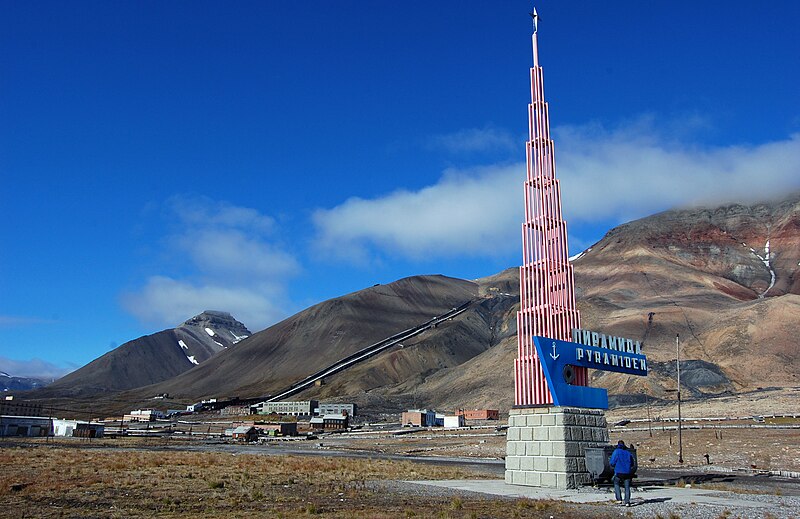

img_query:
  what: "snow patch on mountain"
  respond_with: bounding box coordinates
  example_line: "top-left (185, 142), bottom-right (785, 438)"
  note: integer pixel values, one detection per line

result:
top-left (748, 239), bottom-right (776, 298)
top-left (229, 330), bottom-right (249, 343)
top-left (570, 248), bottom-right (592, 262)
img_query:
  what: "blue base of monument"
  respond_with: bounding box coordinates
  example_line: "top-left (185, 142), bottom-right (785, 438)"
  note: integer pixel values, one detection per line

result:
top-left (532, 336), bottom-right (648, 410)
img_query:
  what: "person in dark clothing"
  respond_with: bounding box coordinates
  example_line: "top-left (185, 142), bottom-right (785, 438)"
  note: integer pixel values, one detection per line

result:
top-left (610, 440), bottom-right (636, 506)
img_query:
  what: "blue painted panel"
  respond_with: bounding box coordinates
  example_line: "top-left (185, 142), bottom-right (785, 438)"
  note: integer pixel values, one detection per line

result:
top-left (531, 336), bottom-right (648, 410)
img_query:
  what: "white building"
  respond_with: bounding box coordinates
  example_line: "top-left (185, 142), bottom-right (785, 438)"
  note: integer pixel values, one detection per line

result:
top-left (52, 418), bottom-right (105, 438)
top-left (124, 409), bottom-right (165, 422)
top-left (53, 419), bottom-right (79, 437)
top-left (443, 415), bottom-right (465, 428)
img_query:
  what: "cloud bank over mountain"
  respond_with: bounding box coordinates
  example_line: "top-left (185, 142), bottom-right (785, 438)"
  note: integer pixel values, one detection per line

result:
top-left (314, 122), bottom-right (800, 260)
top-left (0, 356), bottom-right (73, 379)
top-left (123, 196), bottom-right (299, 330)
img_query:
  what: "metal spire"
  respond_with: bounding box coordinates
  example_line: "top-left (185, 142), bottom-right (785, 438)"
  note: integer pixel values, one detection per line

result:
top-left (515, 5), bottom-right (586, 406)
top-left (530, 7), bottom-right (540, 67)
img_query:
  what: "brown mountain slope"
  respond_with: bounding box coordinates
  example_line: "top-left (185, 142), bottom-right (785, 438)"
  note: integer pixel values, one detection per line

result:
top-left (31, 194), bottom-right (800, 416)
top-left (32, 311), bottom-right (250, 399)
top-left (573, 193), bottom-right (800, 400)
top-left (124, 275), bottom-right (479, 402)
top-left (293, 194), bottom-right (800, 412)
top-left (293, 294), bottom-right (517, 407)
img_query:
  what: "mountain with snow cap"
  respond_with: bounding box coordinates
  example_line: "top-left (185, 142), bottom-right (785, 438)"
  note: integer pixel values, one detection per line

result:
top-left (33, 311), bottom-right (251, 398)
top-left (176, 310), bottom-right (251, 364)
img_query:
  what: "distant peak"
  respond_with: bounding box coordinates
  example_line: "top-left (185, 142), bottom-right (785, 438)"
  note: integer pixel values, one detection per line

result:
top-left (183, 310), bottom-right (232, 323)
top-left (200, 310), bottom-right (232, 318)
top-left (181, 311), bottom-right (251, 334)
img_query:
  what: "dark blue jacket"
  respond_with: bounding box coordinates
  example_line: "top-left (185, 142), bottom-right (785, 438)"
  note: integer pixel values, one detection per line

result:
top-left (610, 446), bottom-right (634, 475)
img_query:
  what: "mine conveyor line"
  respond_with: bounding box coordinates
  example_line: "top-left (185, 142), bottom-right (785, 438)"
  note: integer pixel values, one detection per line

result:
top-left (257, 300), bottom-right (475, 404)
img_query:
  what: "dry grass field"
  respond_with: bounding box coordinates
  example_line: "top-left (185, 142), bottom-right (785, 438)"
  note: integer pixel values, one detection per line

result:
top-left (3, 390), bottom-right (798, 518)
top-left (0, 440), bottom-right (592, 519)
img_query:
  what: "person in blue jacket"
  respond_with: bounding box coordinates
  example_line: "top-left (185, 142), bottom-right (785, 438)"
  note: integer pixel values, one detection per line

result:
top-left (610, 440), bottom-right (636, 506)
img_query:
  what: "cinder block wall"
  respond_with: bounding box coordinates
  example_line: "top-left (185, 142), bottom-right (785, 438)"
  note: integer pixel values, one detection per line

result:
top-left (505, 407), bottom-right (609, 489)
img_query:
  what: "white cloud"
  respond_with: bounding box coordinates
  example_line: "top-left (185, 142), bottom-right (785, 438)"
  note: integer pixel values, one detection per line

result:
top-left (122, 276), bottom-right (286, 331)
top-left (314, 121), bottom-right (800, 260)
top-left (175, 229), bottom-right (298, 284)
top-left (312, 164), bottom-right (522, 260)
top-left (428, 126), bottom-right (517, 154)
top-left (123, 196), bottom-right (299, 331)
top-left (556, 121), bottom-right (800, 224)
top-left (168, 196), bottom-right (275, 233)
top-left (0, 356), bottom-right (73, 379)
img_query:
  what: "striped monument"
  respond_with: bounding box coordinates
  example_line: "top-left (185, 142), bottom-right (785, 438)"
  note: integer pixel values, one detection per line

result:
top-left (506, 9), bottom-right (609, 489)
top-left (515, 7), bottom-right (587, 407)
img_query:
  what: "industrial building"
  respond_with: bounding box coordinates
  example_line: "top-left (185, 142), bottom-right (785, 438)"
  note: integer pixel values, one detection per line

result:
top-left (52, 419), bottom-right (105, 438)
top-left (311, 414), bottom-right (349, 432)
top-left (73, 422), bottom-right (105, 438)
top-left (401, 409), bottom-right (437, 427)
top-left (123, 409), bottom-right (165, 422)
top-left (260, 422), bottom-right (298, 436)
top-left (458, 409), bottom-right (500, 421)
top-left (317, 402), bottom-right (357, 416)
top-left (220, 405), bottom-right (251, 417)
top-left (0, 416), bottom-right (52, 437)
top-left (443, 415), bottom-right (465, 428)
top-left (186, 398), bottom-right (221, 413)
top-left (252, 400), bottom-right (317, 417)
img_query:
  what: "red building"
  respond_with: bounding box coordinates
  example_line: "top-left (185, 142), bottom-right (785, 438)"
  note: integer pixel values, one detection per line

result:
top-left (458, 409), bottom-right (499, 421)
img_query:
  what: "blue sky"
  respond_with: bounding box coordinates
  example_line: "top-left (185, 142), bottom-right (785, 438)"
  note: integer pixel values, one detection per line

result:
top-left (2, 1), bottom-right (799, 378)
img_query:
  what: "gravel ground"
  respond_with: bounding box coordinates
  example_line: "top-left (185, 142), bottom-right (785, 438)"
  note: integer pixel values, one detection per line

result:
top-left (593, 485), bottom-right (800, 519)
top-left (377, 479), bottom-right (800, 519)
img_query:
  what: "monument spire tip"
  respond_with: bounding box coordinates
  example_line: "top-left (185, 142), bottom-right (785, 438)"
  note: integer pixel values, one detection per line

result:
top-left (530, 7), bottom-right (539, 33)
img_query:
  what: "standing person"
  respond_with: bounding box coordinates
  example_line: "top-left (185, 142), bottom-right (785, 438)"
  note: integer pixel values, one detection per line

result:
top-left (610, 440), bottom-right (636, 506)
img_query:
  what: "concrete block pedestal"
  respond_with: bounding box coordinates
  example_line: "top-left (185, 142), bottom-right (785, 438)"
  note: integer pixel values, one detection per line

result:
top-left (505, 406), bottom-right (609, 489)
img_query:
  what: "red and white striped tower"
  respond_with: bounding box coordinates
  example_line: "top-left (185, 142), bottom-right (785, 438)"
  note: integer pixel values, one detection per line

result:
top-left (515, 9), bottom-right (587, 406)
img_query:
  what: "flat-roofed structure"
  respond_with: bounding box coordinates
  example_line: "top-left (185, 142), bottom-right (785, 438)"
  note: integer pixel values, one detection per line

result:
top-left (0, 416), bottom-right (52, 437)
top-left (401, 409), bottom-right (436, 427)
top-left (123, 409), bottom-right (165, 422)
top-left (311, 414), bottom-right (349, 432)
top-left (458, 409), bottom-right (500, 421)
top-left (260, 422), bottom-right (298, 436)
top-left (443, 415), bottom-right (465, 428)
top-left (252, 400), bottom-right (318, 417)
top-left (318, 403), bottom-right (356, 416)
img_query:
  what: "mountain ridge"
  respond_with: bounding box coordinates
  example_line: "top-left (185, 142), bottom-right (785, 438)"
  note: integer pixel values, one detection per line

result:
top-left (22, 192), bottom-right (800, 416)
top-left (32, 311), bottom-right (250, 399)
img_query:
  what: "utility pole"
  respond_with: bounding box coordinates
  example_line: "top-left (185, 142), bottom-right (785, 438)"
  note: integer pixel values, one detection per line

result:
top-left (677, 333), bottom-right (683, 463)
top-left (645, 391), bottom-right (652, 438)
